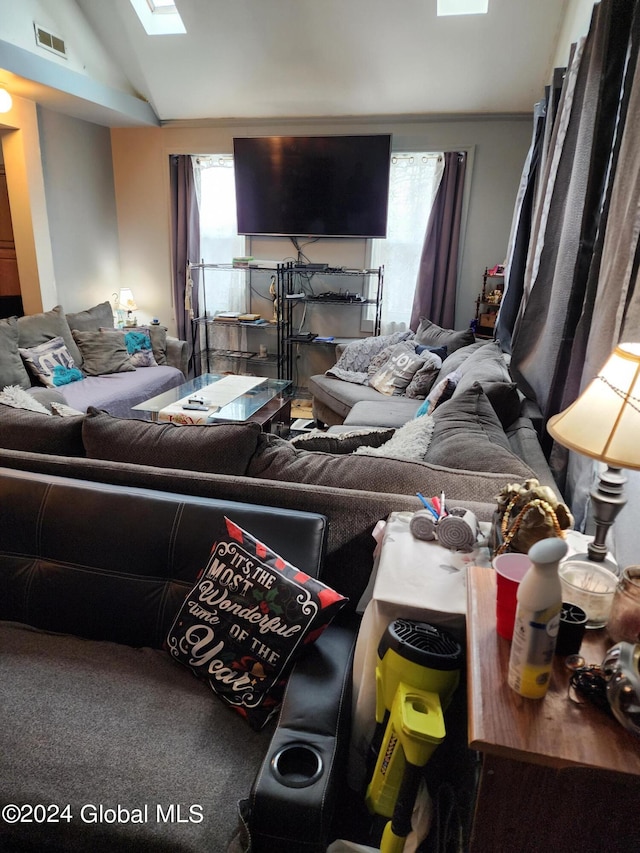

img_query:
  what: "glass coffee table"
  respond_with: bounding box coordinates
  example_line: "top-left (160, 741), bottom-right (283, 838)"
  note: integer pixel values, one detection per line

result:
top-left (132, 374), bottom-right (292, 432)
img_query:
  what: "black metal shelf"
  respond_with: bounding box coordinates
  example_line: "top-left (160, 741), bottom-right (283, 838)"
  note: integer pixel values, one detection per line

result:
top-left (188, 261), bottom-right (383, 382)
top-left (279, 261), bottom-right (384, 382)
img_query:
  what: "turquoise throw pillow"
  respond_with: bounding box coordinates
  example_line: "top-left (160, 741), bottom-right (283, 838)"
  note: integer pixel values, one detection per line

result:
top-left (124, 330), bottom-right (152, 354)
top-left (52, 365), bottom-right (84, 386)
top-left (415, 398), bottom-right (431, 417)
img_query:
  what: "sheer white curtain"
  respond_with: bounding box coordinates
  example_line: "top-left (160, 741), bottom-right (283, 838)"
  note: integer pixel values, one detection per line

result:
top-left (193, 155), bottom-right (246, 316)
top-left (370, 153), bottom-right (444, 334)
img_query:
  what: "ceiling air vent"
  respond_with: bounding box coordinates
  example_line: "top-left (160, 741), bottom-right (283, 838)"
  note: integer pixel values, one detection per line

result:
top-left (33, 23), bottom-right (67, 59)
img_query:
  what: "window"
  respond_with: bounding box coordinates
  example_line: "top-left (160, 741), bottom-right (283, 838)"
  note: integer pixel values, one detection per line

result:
top-left (193, 155), bottom-right (247, 316)
top-left (193, 150), bottom-right (444, 336)
top-left (370, 153), bottom-right (444, 333)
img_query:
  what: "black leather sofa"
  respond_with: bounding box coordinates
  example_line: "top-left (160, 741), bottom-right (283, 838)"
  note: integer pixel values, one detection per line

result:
top-left (0, 468), bottom-right (357, 853)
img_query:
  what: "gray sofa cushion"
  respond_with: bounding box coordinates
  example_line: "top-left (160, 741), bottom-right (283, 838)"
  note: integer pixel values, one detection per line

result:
top-left (426, 383), bottom-right (535, 478)
top-left (414, 317), bottom-right (475, 353)
top-left (0, 317), bottom-right (31, 390)
top-left (17, 305), bottom-right (83, 367)
top-left (308, 373), bottom-right (402, 421)
top-left (246, 429), bottom-right (536, 505)
top-left (453, 339), bottom-right (512, 397)
top-left (436, 339), bottom-right (487, 377)
top-left (0, 621), bottom-right (268, 853)
top-left (58, 365), bottom-right (184, 417)
top-left (83, 408), bottom-right (263, 475)
top-left (0, 405), bottom-right (85, 455)
top-left (343, 398), bottom-right (423, 428)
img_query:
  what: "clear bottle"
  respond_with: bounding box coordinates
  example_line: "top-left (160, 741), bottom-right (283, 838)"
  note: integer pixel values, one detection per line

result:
top-left (508, 538), bottom-right (568, 699)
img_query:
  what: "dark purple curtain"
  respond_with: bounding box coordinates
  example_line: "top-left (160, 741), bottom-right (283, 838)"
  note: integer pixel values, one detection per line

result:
top-left (170, 155), bottom-right (200, 375)
top-left (410, 151), bottom-right (466, 331)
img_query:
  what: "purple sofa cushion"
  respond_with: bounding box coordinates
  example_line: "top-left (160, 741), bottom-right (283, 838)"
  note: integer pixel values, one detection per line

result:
top-left (60, 366), bottom-right (184, 418)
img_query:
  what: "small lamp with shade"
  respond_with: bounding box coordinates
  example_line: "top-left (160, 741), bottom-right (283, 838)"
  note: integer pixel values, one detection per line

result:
top-left (547, 342), bottom-right (640, 565)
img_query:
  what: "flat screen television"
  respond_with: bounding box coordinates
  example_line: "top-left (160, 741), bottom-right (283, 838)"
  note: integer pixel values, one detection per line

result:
top-left (233, 134), bottom-right (391, 238)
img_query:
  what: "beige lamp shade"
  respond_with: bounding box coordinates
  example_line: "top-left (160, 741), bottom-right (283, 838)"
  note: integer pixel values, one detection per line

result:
top-left (547, 342), bottom-right (640, 470)
top-left (118, 288), bottom-right (138, 312)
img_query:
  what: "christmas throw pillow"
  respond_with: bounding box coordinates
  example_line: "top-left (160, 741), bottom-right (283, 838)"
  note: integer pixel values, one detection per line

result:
top-left (166, 517), bottom-right (347, 730)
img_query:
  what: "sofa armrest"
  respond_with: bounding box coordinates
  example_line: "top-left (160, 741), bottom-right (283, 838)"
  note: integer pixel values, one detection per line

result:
top-left (248, 616), bottom-right (358, 853)
top-left (165, 336), bottom-right (191, 376)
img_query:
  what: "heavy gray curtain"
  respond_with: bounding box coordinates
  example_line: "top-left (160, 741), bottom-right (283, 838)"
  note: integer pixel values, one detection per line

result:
top-left (495, 70), bottom-right (565, 355)
top-left (170, 155), bottom-right (200, 375)
top-left (410, 151), bottom-right (466, 331)
top-left (499, 0), bottom-right (640, 559)
top-left (506, 0), bottom-right (637, 452)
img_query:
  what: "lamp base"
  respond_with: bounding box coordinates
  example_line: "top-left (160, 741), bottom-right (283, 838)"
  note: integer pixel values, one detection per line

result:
top-left (588, 466), bottom-right (626, 565)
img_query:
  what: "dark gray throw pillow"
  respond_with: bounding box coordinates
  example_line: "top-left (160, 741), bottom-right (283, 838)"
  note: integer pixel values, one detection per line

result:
top-left (66, 301), bottom-right (115, 332)
top-left (141, 324), bottom-right (168, 366)
top-left (82, 408), bottom-right (263, 476)
top-left (414, 317), bottom-right (475, 354)
top-left (17, 305), bottom-right (83, 367)
top-left (483, 381), bottom-right (522, 429)
top-left (71, 329), bottom-right (135, 376)
top-left (0, 317), bottom-right (32, 390)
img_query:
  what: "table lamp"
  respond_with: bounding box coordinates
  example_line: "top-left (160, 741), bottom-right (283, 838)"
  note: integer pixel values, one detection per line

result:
top-left (119, 288), bottom-right (138, 327)
top-left (547, 342), bottom-right (640, 564)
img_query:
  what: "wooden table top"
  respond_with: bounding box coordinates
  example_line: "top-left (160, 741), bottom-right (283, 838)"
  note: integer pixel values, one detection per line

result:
top-left (466, 565), bottom-right (640, 775)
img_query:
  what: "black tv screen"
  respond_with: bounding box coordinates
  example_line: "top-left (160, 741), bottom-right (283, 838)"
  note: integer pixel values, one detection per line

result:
top-left (233, 134), bottom-right (391, 238)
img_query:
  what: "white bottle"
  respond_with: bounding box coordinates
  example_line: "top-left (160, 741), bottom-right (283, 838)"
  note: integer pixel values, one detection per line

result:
top-left (507, 537), bottom-right (568, 699)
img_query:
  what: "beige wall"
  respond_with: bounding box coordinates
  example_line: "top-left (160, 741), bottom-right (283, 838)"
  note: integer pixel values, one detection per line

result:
top-left (0, 93), bottom-right (56, 314)
top-left (111, 116), bottom-right (533, 336)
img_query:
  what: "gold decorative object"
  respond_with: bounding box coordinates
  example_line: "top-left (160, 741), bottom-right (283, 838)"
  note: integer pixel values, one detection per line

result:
top-left (493, 478), bottom-right (574, 555)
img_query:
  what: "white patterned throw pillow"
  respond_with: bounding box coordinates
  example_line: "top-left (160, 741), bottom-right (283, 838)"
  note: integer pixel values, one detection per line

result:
top-left (18, 337), bottom-right (83, 388)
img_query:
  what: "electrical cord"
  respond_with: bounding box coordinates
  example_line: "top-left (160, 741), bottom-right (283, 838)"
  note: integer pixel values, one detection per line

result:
top-left (249, 284), bottom-right (273, 302)
top-left (297, 303), bottom-right (308, 334)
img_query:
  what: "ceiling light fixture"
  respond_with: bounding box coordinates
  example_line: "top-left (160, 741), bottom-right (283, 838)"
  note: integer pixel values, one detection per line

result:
top-left (0, 88), bottom-right (13, 113)
top-left (437, 0), bottom-right (489, 16)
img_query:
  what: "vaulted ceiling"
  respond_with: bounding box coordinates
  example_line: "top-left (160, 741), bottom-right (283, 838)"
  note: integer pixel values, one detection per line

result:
top-left (70, 0), bottom-right (571, 123)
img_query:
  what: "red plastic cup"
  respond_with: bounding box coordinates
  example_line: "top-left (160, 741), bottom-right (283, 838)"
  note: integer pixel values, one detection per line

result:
top-left (493, 553), bottom-right (532, 640)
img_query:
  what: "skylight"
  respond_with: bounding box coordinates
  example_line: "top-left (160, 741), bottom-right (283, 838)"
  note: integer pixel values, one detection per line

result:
top-left (437, 0), bottom-right (489, 16)
top-left (129, 0), bottom-right (186, 34)
top-left (147, 0), bottom-right (177, 10)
